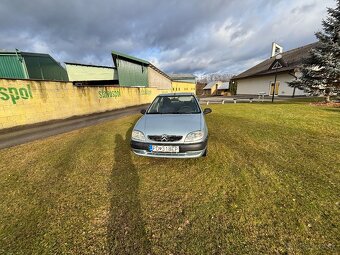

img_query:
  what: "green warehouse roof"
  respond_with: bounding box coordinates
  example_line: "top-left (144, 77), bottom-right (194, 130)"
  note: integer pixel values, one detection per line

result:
top-left (111, 50), bottom-right (149, 66)
top-left (0, 50), bottom-right (68, 81)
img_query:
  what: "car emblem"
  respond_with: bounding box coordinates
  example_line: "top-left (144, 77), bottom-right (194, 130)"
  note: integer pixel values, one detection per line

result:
top-left (161, 134), bottom-right (169, 142)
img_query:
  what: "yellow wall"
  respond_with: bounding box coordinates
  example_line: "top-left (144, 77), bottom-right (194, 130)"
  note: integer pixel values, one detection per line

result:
top-left (0, 79), bottom-right (171, 130)
top-left (210, 83), bottom-right (219, 95)
top-left (148, 67), bottom-right (172, 89)
top-left (171, 81), bottom-right (196, 94)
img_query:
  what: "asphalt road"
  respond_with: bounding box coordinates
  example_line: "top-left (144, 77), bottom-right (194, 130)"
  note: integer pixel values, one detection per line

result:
top-left (0, 105), bottom-right (147, 150)
top-left (0, 97), bottom-right (297, 149)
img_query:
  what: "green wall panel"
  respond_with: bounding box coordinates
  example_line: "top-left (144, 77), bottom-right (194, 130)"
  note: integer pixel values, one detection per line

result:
top-left (0, 54), bottom-right (26, 79)
top-left (117, 59), bottom-right (148, 87)
top-left (23, 55), bottom-right (68, 81)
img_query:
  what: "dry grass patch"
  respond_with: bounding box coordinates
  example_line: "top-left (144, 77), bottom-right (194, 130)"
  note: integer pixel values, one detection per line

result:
top-left (0, 101), bottom-right (339, 254)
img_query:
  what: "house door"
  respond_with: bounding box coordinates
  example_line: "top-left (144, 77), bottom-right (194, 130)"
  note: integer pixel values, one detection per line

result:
top-left (270, 82), bottom-right (280, 95)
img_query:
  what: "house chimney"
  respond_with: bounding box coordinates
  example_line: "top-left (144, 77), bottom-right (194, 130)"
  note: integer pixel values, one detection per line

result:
top-left (271, 42), bottom-right (283, 57)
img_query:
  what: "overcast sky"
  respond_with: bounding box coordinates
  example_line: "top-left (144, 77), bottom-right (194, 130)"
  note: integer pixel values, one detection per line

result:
top-left (0, 0), bottom-right (336, 75)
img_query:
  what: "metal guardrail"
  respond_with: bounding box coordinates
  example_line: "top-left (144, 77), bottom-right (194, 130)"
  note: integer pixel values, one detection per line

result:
top-left (199, 98), bottom-right (256, 105)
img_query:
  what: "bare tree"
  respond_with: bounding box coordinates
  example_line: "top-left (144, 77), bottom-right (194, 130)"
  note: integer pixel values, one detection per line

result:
top-left (197, 73), bottom-right (234, 83)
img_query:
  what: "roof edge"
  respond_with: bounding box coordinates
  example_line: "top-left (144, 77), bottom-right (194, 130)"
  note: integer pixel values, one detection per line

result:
top-left (233, 69), bottom-right (294, 80)
top-left (111, 50), bottom-right (149, 65)
top-left (172, 80), bottom-right (196, 84)
top-left (148, 63), bottom-right (171, 79)
top-left (65, 62), bottom-right (116, 69)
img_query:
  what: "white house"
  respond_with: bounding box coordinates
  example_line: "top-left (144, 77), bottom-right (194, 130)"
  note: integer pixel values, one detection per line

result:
top-left (233, 42), bottom-right (318, 96)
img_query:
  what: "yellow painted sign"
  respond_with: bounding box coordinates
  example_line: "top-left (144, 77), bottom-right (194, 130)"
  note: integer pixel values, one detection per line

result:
top-left (99, 89), bottom-right (121, 98)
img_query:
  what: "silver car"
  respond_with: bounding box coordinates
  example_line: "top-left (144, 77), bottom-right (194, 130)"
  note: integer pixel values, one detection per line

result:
top-left (130, 93), bottom-right (211, 158)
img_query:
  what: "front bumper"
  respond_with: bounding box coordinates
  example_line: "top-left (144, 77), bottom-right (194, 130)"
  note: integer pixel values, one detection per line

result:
top-left (130, 139), bottom-right (208, 158)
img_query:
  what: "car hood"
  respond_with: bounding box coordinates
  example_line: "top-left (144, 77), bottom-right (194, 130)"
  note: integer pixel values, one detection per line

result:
top-left (135, 114), bottom-right (202, 136)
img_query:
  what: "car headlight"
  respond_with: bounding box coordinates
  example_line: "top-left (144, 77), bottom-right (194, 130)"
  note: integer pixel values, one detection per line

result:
top-left (184, 130), bottom-right (204, 142)
top-left (132, 130), bottom-right (146, 141)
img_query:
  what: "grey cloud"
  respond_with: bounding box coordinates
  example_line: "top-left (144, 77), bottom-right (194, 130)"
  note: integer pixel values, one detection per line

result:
top-left (0, 0), bottom-right (335, 75)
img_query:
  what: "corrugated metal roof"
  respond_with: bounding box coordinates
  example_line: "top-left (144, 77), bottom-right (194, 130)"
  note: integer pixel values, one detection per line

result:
top-left (172, 80), bottom-right (196, 84)
top-left (218, 82), bottom-right (229, 90)
top-left (111, 50), bottom-right (149, 65)
top-left (203, 81), bottom-right (222, 89)
top-left (169, 73), bottom-right (196, 79)
top-left (23, 54), bottom-right (68, 81)
top-left (0, 50), bottom-right (68, 81)
top-left (0, 54), bottom-right (27, 79)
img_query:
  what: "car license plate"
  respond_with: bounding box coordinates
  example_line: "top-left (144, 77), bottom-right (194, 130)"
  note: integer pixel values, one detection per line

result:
top-left (150, 145), bottom-right (179, 153)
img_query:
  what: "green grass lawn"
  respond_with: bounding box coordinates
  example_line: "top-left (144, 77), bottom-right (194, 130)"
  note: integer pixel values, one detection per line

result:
top-left (0, 101), bottom-right (339, 254)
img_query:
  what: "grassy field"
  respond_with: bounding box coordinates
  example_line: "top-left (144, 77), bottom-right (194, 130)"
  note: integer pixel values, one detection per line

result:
top-left (0, 101), bottom-right (339, 254)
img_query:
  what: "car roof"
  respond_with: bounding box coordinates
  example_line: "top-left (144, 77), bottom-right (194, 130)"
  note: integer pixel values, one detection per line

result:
top-left (158, 92), bottom-right (195, 97)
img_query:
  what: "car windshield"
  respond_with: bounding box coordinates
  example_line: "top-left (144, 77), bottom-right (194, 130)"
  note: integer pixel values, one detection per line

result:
top-left (147, 95), bottom-right (201, 114)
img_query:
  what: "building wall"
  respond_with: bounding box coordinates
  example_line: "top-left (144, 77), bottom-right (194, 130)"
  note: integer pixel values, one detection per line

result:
top-left (147, 67), bottom-right (172, 89)
top-left (172, 81), bottom-right (196, 94)
top-left (65, 64), bottom-right (117, 81)
top-left (0, 78), bottom-right (171, 130)
top-left (116, 59), bottom-right (148, 87)
top-left (210, 83), bottom-right (220, 95)
top-left (236, 73), bottom-right (305, 96)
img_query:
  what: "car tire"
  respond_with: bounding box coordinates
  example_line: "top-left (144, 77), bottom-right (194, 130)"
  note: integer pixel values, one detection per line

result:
top-left (202, 148), bottom-right (207, 157)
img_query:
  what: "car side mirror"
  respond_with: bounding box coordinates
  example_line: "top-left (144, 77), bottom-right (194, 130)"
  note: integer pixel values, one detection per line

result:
top-left (203, 108), bottom-right (212, 114)
top-left (140, 109), bottom-right (146, 114)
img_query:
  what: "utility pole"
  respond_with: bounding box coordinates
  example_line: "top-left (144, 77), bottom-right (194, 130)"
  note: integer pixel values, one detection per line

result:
top-left (271, 54), bottom-right (283, 103)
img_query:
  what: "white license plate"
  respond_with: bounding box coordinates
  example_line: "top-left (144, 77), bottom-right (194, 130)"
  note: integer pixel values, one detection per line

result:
top-left (150, 145), bottom-right (179, 153)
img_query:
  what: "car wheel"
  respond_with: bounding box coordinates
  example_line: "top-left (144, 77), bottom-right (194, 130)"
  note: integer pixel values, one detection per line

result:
top-left (202, 148), bottom-right (207, 157)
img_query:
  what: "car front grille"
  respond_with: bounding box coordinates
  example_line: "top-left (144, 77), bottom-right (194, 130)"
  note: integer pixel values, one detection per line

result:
top-left (148, 135), bottom-right (183, 142)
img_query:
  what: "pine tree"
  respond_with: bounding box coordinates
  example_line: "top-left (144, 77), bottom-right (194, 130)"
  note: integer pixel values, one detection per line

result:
top-left (289, 0), bottom-right (340, 102)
